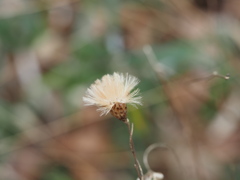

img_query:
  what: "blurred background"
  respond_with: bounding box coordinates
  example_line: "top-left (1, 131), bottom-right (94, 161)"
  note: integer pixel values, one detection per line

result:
top-left (0, 0), bottom-right (240, 179)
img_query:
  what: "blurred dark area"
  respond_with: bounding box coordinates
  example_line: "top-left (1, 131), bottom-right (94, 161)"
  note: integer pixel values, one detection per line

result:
top-left (0, 0), bottom-right (240, 180)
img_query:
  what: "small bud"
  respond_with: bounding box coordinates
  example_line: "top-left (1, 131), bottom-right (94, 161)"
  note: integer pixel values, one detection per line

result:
top-left (225, 73), bottom-right (230, 80)
top-left (213, 71), bottom-right (218, 76)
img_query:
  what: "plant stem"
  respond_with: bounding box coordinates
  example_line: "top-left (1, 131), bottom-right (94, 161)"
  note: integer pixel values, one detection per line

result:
top-left (125, 118), bottom-right (143, 180)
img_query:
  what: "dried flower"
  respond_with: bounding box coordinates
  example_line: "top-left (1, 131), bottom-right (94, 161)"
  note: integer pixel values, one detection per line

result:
top-left (137, 171), bottom-right (164, 180)
top-left (83, 72), bottom-right (141, 121)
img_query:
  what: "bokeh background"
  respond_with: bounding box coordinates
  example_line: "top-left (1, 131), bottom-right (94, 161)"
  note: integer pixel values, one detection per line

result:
top-left (0, 0), bottom-right (240, 179)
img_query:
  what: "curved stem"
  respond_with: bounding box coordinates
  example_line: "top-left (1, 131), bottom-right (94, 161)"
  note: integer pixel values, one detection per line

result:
top-left (125, 118), bottom-right (143, 180)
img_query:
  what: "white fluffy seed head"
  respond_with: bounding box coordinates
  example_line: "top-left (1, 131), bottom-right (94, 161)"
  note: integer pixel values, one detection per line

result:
top-left (83, 72), bottom-right (142, 116)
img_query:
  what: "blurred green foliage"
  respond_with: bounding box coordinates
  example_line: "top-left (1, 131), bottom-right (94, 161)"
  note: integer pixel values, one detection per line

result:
top-left (0, 13), bottom-right (46, 52)
top-left (0, 0), bottom-right (239, 179)
top-left (40, 165), bottom-right (72, 180)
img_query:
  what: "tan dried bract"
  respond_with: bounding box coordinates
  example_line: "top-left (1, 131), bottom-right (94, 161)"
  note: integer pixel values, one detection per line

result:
top-left (110, 103), bottom-right (127, 122)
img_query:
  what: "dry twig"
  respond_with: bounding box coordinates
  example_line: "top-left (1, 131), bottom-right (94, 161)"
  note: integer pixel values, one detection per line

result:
top-left (125, 118), bottom-right (144, 180)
